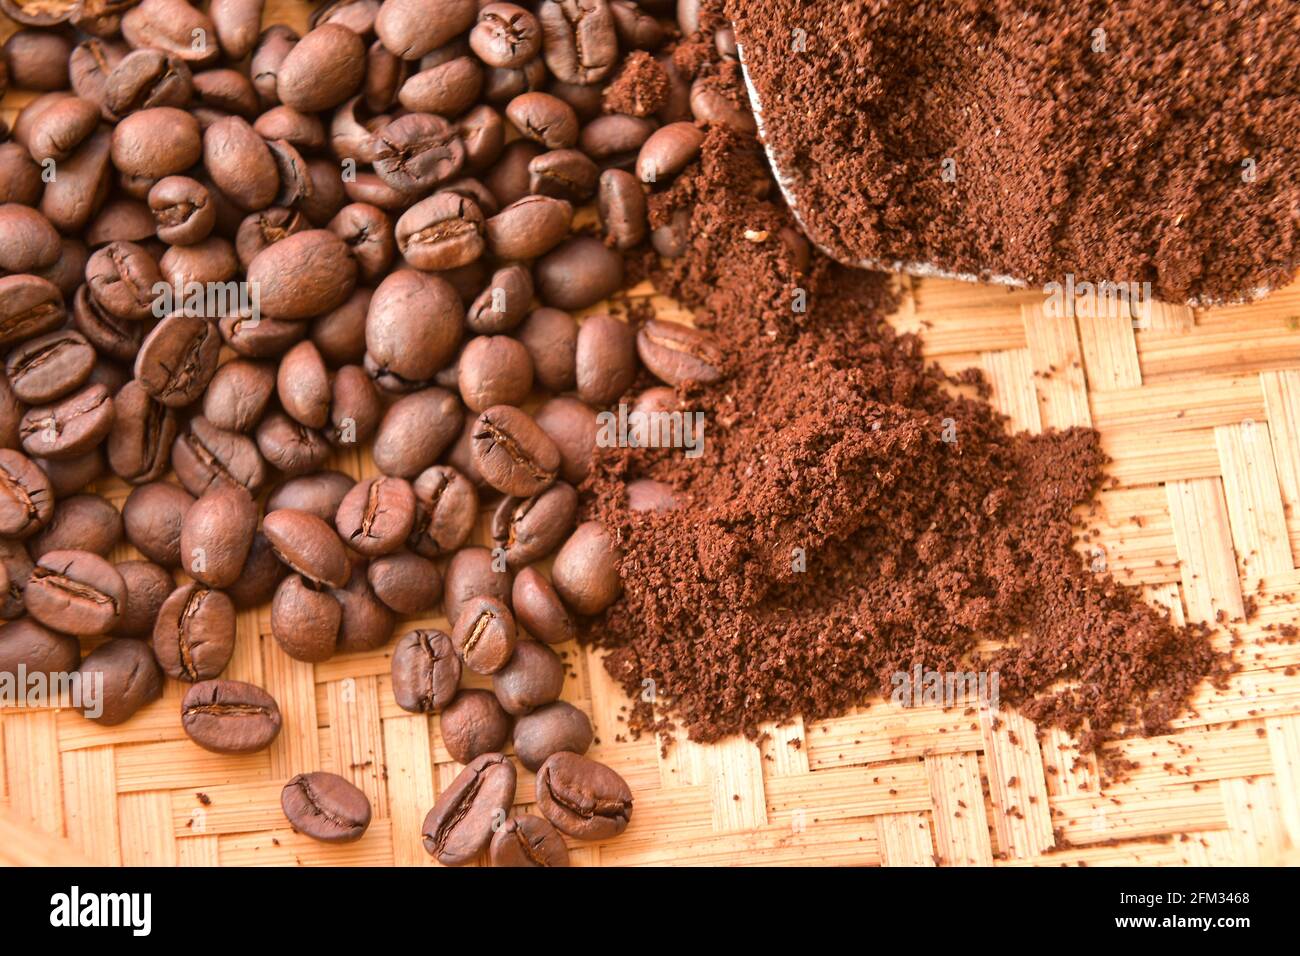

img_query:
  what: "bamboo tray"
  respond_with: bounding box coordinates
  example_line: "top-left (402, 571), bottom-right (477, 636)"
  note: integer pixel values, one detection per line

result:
top-left (4, 6), bottom-right (1300, 868)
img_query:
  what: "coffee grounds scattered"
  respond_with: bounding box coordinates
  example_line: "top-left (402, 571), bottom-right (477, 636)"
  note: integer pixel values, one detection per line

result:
top-left (603, 51), bottom-right (670, 118)
top-left (585, 120), bottom-right (1232, 762)
top-left (728, 0), bottom-right (1300, 304)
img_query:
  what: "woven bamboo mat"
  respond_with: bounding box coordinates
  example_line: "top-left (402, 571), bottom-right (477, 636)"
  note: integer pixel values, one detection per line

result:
top-left (5, 4), bottom-right (1300, 867)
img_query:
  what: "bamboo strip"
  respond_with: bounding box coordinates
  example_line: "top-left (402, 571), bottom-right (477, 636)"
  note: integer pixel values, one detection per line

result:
top-left (981, 348), bottom-right (1042, 432)
top-left (706, 737), bottom-right (768, 832)
top-left (876, 812), bottom-right (937, 866)
top-left (805, 707), bottom-right (983, 769)
top-left (1099, 429), bottom-right (1220, 486)
top-left (61, 747), bottom-right (121, 865)
top-left (1022, 302), bottom-right (1092, 428)
top-left (1090, 374), bottom-right (1265, 434)
top-left (117, 791), bottom-right (177, 866)
top-left (1265, 715), bottom-right (1300, 844)
top-left (3, 710), bottom-right (64, 836)
top-left (326, 676), bottom-right (389, 819)
top-left (0, 807), bottom-right (105, 866)
top-left (1077, 308), bottom-right (1142, 391)
top-left (1260, 369), bottom-right (1300, 554)
top-left (757, 718), bottom-right (811, 777)
top-left (981, 710), bottom-right (1054, 858)
top-left (1053, 782), bottom-right (1226, 845)
top-left (114, 740), bottom-right (271, 792)
top-left (1215, 421), bottom-right (1293, 582)
top-left (1165, 478), bottom-right (1247, 622)
top-left (925, 753), bottom-right (994, 866)
top-left (380, 714), bottom-right (436, 867)
top-left (177, 835), bottom-right (220, 866)
top-left (1138, 327), bottom-right (1300, 381)
top-left (218, 821), bottom-right (395, 866)
top-left (172, 782), bottom-right (284, 837)
top-left (1219, 776), bottom-right (1286, 866)
top-left (998, 842), bottom-right (1186, 867)
top-left (263, 641), bottom-right (320, 779)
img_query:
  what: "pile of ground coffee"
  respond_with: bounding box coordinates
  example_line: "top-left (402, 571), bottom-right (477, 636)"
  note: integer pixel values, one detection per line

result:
top-left (728, 0), bottom-right (1300, 303)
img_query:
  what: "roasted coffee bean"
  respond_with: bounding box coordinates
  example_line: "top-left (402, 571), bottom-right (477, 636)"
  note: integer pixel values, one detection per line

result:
top-left (512, 700), bottom-right (592, 771)
top-left (204, 115), bottom-right (279, 212)
top-left (0, 541), bottom-right (32, 620)
top-left (202, 359), bottom-right (275, 433)
top-left (409, 465), bottom-right (478, 557)
top-left (534, 395), bottom-right (597, 484)
top-left (20, 382), bottom-right (114, 460)
top-left (368, 550), bottom-right (441, 615)
top-left (36, 448), bottom-right (106, 499)
top-left (636, 318), bottom-right (722, 385)
top-left (327, 209), bottom-right (393, 289)
top-left (529, 148), bottom-right (599, 202)
top-left (250, 24), bottom-right (299, 106)
top-left (466, 263), bottom-right (531, 334)
top-left (0, 618), bottom-right (80, 680)
top-left (85, 200), bottom-right (156, 247)
top-left (458, 104), bottom-right (506, 171)
top-left (121, 0), bottom-right (220, 66)
top-left (219, 312), bottom-right (306, 358)
top-left (0, 143), bottom-right (44, 207)
top-left (610, 0), bottom-right (665, 51)
top-left (148, 176), bottom-right (215, 246)
top-left (517, 308), bottom-right (577, 394)
top-left (171, 416), bottom-right (267, 497)
top-left (458, 335), bottom-right (533, 412)
top-left (3, 29), bottom-right (72, 91)
top-left (512, 566), bottom-right (576, 645)
top-left (483, 139), bottom-right (543, 208)
top-left (0, 208), bottom-right (63, 276)
top-left (0, 275), bottom-right (64, 353)
top-left (365, 269), bottom-right (464, 391)
top-left (0, 449), bottom-right (54, 540)
top-left (372, 387), bottom-right (463, 478)
top-left (134, 314), bottom-right (222, 408)
top-left (255, 411), bottom-right (331, 477)
top-left (490, 814), bottom-right (570, 867)
top-left (506, 92), bottom-right (579, 150)
top-left (158, 236), bottom-right (239, 290)
top-left (452, 594), bottom-right (517, 675)
top-left (535, 751), bottom-right (632, 839)
top-left (225, 531), bottom-right (286, 609)
top-left (395, 191), bottom-right (484, 272)
top-left (276, 24), bottom-right (366, 112)
top-left (182, 679), bottom-right (282, 754)
top-left (391, 628), bottom-right (460, 713)
top-left (0, 375), bottom-right (22, 451)
top-left (421, 752), bottom-right (516, 865)
top-left (152, 582), bottom-right (235, 681)
top-left (254, 105), bottom-right (328, 152)
top-left (85, 241), bottom-right (161, 322)
top-left (371, 112), bottom-right (465, 194)
top-left (110, 107), bottom-right (202, 180)
top-left (276, 340), bottom-right (330, 429)
top-left (492, 482), bottom-right (577, 570)
top-left (578, 113), bottom-right (655, 167)
top-left (481, 58), bottom-right (545, 107)
top-left (377, 0), bottom-right (476, 60)
top-left (493, 640), bottom-right (564, 715)
top-left (552, 521), bottom-right (623, 615)
top-left (689, 76), bottom-right (756, 134)
top-left (267, 471), bottom-right (355, 523)
top-left (78, 638), bottom-right (163, 725)
top-left (538, 0), bottom-right (617, 85)
top-left (335, 477), bottom-right (416, 557)
top-left (103, 49), bottom-right (193, 119)
top-left (443, 546), bottom-right (512, 629)
top-left (471, 4), bottom-right (542, 68)
top-left (364, 38), bottom-right (407, 110)
top-left (26, 549), bottom-right (125, 636)
top-left (247, 229), bottom-right (357, 320)
top-left (626, 477), bottom-right (678, 512)
top-left (113, 559), bottom-right (174, 640)
top-left (332, 565), bottom-right (396, 653)
top-left (536, 236), bottom-right (624, 310)
top-left (440, 688), bottom-right (511, 763)
top-left (271, 572), bottom-right (340, 661)
top-left (326, 364), bottom-right (381, 448)
top-left (29, 493), bottom-right (122, 559)
top-left (309, 288), bottom-right (371, 368)
top-left (398, 57), bottom-right (483, 116)
top-left (122, 481), bottom-right (193, 567)
top-left (636, 121), bottom-right (704, 184)
top-left (210, 0), bottom-right (264, 60)
top-left (180, 485), bottom-right (257, 589)
top-left (575, 313), bottom-right (636, 404)
top-left (598, 168), bottom-right (648, 250)
top-left (263, 509), bottom-right (350, 589)
top-left (234, 206), bottom-right (308, 269)
top-left (281, 771), bottom-right (371, 843)
top-left (484, 195), bottom-right (573, 260)
top-left (471, 404), bottom-right (560, 497)
top-left (26, 96), bottom-right (99, 164)
top-left (4, 329), bottom-right (94, 405)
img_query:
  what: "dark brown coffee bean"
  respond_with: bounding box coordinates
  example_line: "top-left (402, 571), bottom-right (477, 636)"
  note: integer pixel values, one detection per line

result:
top-left (452, 594), bottom-right (517, 675)
top-left (147, 176), bottom-right (215, 246)
top-left (365, 269), bottom-right (464, 391)
top-left (440, 687), bottom-right (511, 763)
top-left (574, 313), bottom-right (636, 404)
top-left (182, 679), bottom-right (282, 754)
top-left (152, 582), bottom-right (235, 681)
top-left (218, 312), bottom-right (306, 358)
top-left (377, 0), bottom-right (476, 61)
top-left (368, 550), bottom-right (441, 615)
top-left (398, 57), bottom-right (483, 116)
top-left (103, 49), bottom-right (193, 119)
top-left (490, 814), bottom-right (569, 867)
top-left (512, 700), bottom-right (592, 771)
top-left (372, 387), bottom-right (463, 478)
top-left (0, 207), bottom-right (62, 276)
top-left (0, 618), bottom-right (79, 680)
top-left (371, 111), bottom-right (465, 195)
top-left (511, 566), bottom-right (576, 645)
top-left (254, 105), bottom-right (327, 152)
top-left (333, 564), bottom-right (396, 654)
top-left (421, 752), bottom-right (516, 865)
top-left (202, 114), bottom-right (278, 212)
top-left (409, 465), bottom-right (477, 557)
top-left (493, 640), bottom-right (564, 715)
top-left (26, 96), bottom-right (99, 164)
top-left (535, 751), bottom-right (632, 839)
top-left (275, 24), bottom-right (366, 112)
top-left (636, 317), bottom-right (722, 386)
top-left (85, 241), bottom-right (161, 322)
top-left (121, 0), bottom-right (220, 66)
top-left (247, 229), bottom-right (357, 320)
top-left (534, 395), bottom-right (597, 484)
top-left (327, 364), bottom-right (382, 448)
top-left (335, 477), bottom-right (416, 557)
top-left (0, 540), bottom-right (32, 620)
top-left (255, 411), bottom-right (331, 477)
top-left (271, 573), bottom-right (340, 662)
top-left (598, 168), bottom-right (648, 250)
top-left (466, 263), bottom-right (531, 334)
top-left (536, 237), bottom-right (624, 311)
top-left (578, 113), bottom-right (655, 168)
top-left (201, 359), bottom-right (275, 433)
top-left (471, 3), bottom-right (541, 68)
top-left (281, 771), bottom-right (371, 843)
top-left (391, 628), bottom-right (460, 713)
top-left (328, 211), bottom-right (393, 291)
top-left (364, 37), bottom-right (407, 110)
top-left (210, 0), bottom-right (264, 60)
top-left (457, 334), bottom-right (533, 413)
top-left (2, 29), bottom-right (72, 91)
top-left (36, 449), bottom-right (104, 500)
top-left (274, 340), bottom-right (329, 429)
top-left (395, 191), bottom-right (484, 272)
top-left (78, 638), bottom-right (163, 725)
top-left (27, 549), bottom-right (125, 636)
top-left (0, 143), bottom-right (44, 207)
top-left (529, 148), bottom-right (599, 202)
top-left (507, 93), bottom-right (578, 151)
top-left (20, 383), bottom-right (114, 460)
top-left (234, 206), bottom-right (308, 270)
top-left (626, 476), bottom-right (678, 512)
top-left (225, 531), bottom-right (286, 609)
top-left (636, 120), bottom-right (704, 184)
top-left (309, 289), bottom-right (371, 368)
top-left (263, 509), bottom-right (350, 589)
top-left (491, 482), bottom-right (577, 570)
top-left (4, 329), bottom-right (94, 405)
top-left (516, 309), bottom-right (577, 395)
top-left (181, 485), bottom-right (257, 589)
top-left (29, 493), bottom-right (122, 560)
top-left (458, 104), bottom-right (505, 172)
top-left (552, 521), bottom-right (622, 615)
top-left (114, 559), bottom-right (173, 640)
top-left (0, 375), bottom-right (22, 451)
top-left (73, 288), bottom-right (142, 366)
top-left (171, 415), bottom-right (267, 497)
top-left (85, 200), bottom-right (156, 248)
top-left (0, 449), bottom-right (54, 539)
top-left (1, 276), bottom-right (64, 359)
top-left (484, 195), bottom-right (573, 260)
top-left (471, 404), bottom-right (560, 497)
top-left (443, 546), bottom-right (512, 630)
top-left (610, 0), bottom-right (665, 51)
top-left (134, 314), bottom-right (221, 408)
top-left (109, 107), bottom-right (201, 180)
top-left (538, 0), bottom-right (617, 85)
top-left (122, 481), bottom-right (193, 567)
top-left (689, 76), bottom-right (756, 134)
top-left (251, 24), bottom-right (299, 107)
top-left (267, 471), bottom-right (354, 523)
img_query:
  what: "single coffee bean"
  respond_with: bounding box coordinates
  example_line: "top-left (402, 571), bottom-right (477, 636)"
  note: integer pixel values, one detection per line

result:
top-left (439, 688), bottom-right (511, 764)
top-left (395, 191), bottom-right (485, 272)
top-left (263, 509), bottom-right (351, 589)
top-left (552, 520), bottom-right (623, 616)
top-left (276, 340), bottom-right (331, 429)
top-left (365, 269), bottom-right (464, 390)
top-left (578, 113), bottom-right (656, 169)
top-left (219, 312), bottom-right (307, 359)
top-left (202, 359), bottom-right (276, 433)
top-left (372, 387), bottom-right (464, 478)
top-left (148, 176), bottom-right (215, 246)
top-left (78, 638), bottom-right (163, 725)
top-left (158, 236), bottom-right (239, 289)
top-left (271, 573), bottom-right (341, 662)
top-left (398, 57), bottom-right (483, 116)
top-left (535, 751), bottom-right (633, 839)
top-left (102, 49), bottom-right (194, 119)
top-left (534, 395), bottom-right (597, 484)
top-left (26, 96), bottom-right (99, 164)
top-left (491, 482), bottom-right (578, 570)
top-left (371, 112), bottom-right (466, 194)
top-left (443, 549), bottom-right (512, 630)
top-left (85, 200), bottom-right (156, 248)
top-left (483, 137), bottom-right (544, 206)
top-left (689, 76), bottom-right (756, 134)
top-left (277, 23), bottom-right (366, 112)
top-left (255, 411), bottom-right (331, 477)
top-left (574, 313), bottom-right (637, 404)
top-left (210, 0), bottom-right (263, 60)
top-left (512, 700), bottom-right (593, 771)
top-left (452, 594), bottom-right (517, 675)
top-left (0, 375), bottom-right (22, 451)
top-left (266, 471), bottom-right (355, 523)
top-left (327, 364), bottom-right (382, 447)
top-left (506, 92), bottom-right (579, 149)
top-left (636, 318), bottom-right (723, 385)
top-left (26, 549), bottom-right (125, 636)
top-left (234, 205), bottom-right (309, 269)
top-left (529, 147), bottom-right (599, 202)
top-left (247, 229), bottom-right (357, 320)
top-left (457, 334), bottom-right (533, 413)
top-left (37, 449), bottom-right (106, 500)
top-left (122, 481), bottom-right (193, 567)
top-left (484, 194), bottom-right (573, 260)
top-left (328, 208), bottom-right (393, 287)
top-left (152, 582), bottom-right (236, 681)
top-left (310, 288), bottom-right (372, 368)
top-left (490, 814), bottom-right (570, 867)
top-left (110, 107), bottom-right (202, 179)
top-left (85, 241), bottom-right (162, 322)
top-left (626, 477), bottom-right (678, 512)
top-left (391, 628), bottom-right (460, 713)
top-left (458, 104), bottom-right (506, 171)
top-left (0, 449), bottom-right (54, 539)
top-left (538, 0), bottom-right (617, 85)
top-left (0, 274), bottom-right (65, 350)
top-left (598, 168), bottom-right (648, 250)
top-left (465, 263), bottom-right (532, 334)
top-left (610, 0), bottom-right (666, 51)
top-left (421, 752), bottom-right (516, 866)
top-left (377, 0), bottom-right (476, 61)
top-left (172, 416), bottom-right (267, 498)
top-left (254, 105), bottom-right (328, 153)
top-left (331, 566), bottom-right (396, 654)
top-left (536, 236), bottom-right (624, 310)
top-left (0, 617), bottom-right (79, 682)
top-left (134, 314), bottom-right (222, 408)
top-left (29, 493), bottom-right (122, 560)
top-left (471, 4), bottom-right (541, 68)
top-left (250, 23), bottom-right (298, 107)
top-left (121, 0), bottom-right (221, 66)
top-left (493, 640), bottom-right (565, 716)
top-left (180, 485), bottom-right (258, 588)
top-left (225, 531), bottom-right (287, 609)
top-left (2, 29), bottom-right (72, 91)
top-left (0, 541), bottom-right (31, 621)
top-left (281, 771), bottom-right (371, 843)
top-left (517, 308), bottom-right (578, 394)
top-left (0, 207), bottom-right (62, 276)
top-left (335, 476), bottom-right (417, 557)
top-left (368, 550), bottom-right (442, 615)
top-left (636, 121), bottom-right (704, 184)
top-left (182, 679), bottom-right (282, 755)
top-left (511, 566), bottom-right (576, 645)
top-left (5, 329), bottom-right (96, 405)
top-left (471, 404), bottom-right (560, 497)
top-left (114, 559), bottom-right (174, 640)
top-left (364, 37), bottom-right (408, 110)
top-left (0, 144), bottom-right (43, 206)
top-left (409, 465), bottom-right (478, 557)
top-left (19, 383), bottom-right (113, 461)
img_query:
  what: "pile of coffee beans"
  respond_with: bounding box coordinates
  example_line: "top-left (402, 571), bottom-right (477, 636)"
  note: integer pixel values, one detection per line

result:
top-left (0, 0), bottom-right (731, 865)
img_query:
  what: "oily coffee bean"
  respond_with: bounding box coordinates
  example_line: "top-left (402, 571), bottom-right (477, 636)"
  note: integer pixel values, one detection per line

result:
top-left (271, 573), bottom-right (341, 662)
top-left (5, 329), bottom-right (96, 405)
top-left (534, 395), bottom-right (597, 484)
top-left (512, 566), bottom-right (576, 645)
top-left (225, 531), bottom-right (286, 609)
top-left (493, 640), bottom-right (565, 715)
top-left (626, 477), bottom-right (678, 512)
top-left (0, 618), bottom-right (80, 680)
top-left (331, 566), bottom-right (396, 654)
top-left (636, 318), bottom-right (722, 386)
top-left (122, 481), bottom-right (194, 567)
top-left (517, 308), bottom-right (578, 393)
top-left (85, 241), bottom-right (162, 322)
top-left (26, 96), bottom-right (99, 164)
top-left (0, 449), bottom-right (54, 539)
top-left (266, 471), bottom-right (355, 523)
top-left (442, 546), bottom-right (512, 626)
top-left (110, 107), bottom-right (202, 180)
top-left (310, 289), bottom-right (372, 368)
top-left (421, 752), bottom-right (516, 866)
top-left (538, 0), bottom-right (617, 85)
top-left (439, 688), bottom-right (511, 764)
top-left (507, 92), bottom-right (579, 149)
top-left (134, 314), bottom-right (222, 408)
top-left (0, 540), bottom-right (33, 620)
top-left (202, 359), bottom-right (276, 433)
top-left (491, 482), bottom-right (578, 570)
top-left (376, 0), bottom-right (476, 60)
top-left (452, 594), bottom-right (517, 675)
top-left (395, 191), bottom-right (485, 272)
top-left (262, 509), bottom-right (350, 590)
top-left (391, 628), bottom-right (460, 713)
top-left (458, 334), bottom-right (533, 412)
top-left (466, 263), bottom-right (531, 334)
top-left (121, 0), bottom-right (221, 67)
top-left (368, 550), bottom-right (442, 615)
top-left (535, 751), bottom-right (632, 839)
top-left (152, 582), bottom-right (236, 681)
top-left (536, 236), bottom-right (624, 310)
top-left (0, 207), bottom-right (62, 275)
top-left (372, 387), bottom-right (463, 478)
top-left (113, 559), bottom-right (174, 640)
top-left (247, 229), bottom-right (357, 320)
top-left (281, 771), bottom-right (371, 843)
top-left (484, 195), bottom-right (573, 260)
top-left (371, 112), bottom-right (466, 194)
top-left (490, 814), bottom-right (570, 867)
top-left (483, 138), bottom-right (543, 206)
top-left (512, 700), bottom-right (593, 771)
top-left (29, 493), bottom-right (122, 560)
top-left (578, 113), bottom-right (655, 167)
top-left (158, 236), bottom-right (239, 289)
top-left (410, 465), bottom-right (478, 557)
top-left (552, 521), bottom-right (623, 616)
top-left (335, 477), bottom-right (416, 557)
top-left (181, 679), bottom-right (282, 755)
top-left (529, 147), bottom-right (600, 202)
top-left (458, 104), bottom-right (506, 172)
top-left (365, 269), bottom-right (464, 390)
top-left (255, 411), bottom-right (331, 477)
top-left (277, 24), bottom-right (366, 113)
top-left (148, 176), bottom-right (215, 246)
top-left (398, 57), bottom-right (484, 116)
top-left (277, 340), bottom-right (330, 429)
top-left (0, 274), bottom-right (65, 350)
top-left (19, 382), bottom-right (114, 460)
top-left (471, 404), bottom-right (560, 497)
top-left (26, 549), bottom-right (125, 636)
top-left (102, 49), bottom-right (193, 119)
top-left (636, 121), bottom-right (704, 183)
top-left (180, 485), bottom-right (258, 589)
top-left (575, 314), bottom-right (637, 405)
top-left (598, 168), bottom-right (648, 250)
top-left (471, 4), bottom-right (542, 68)
top-left (326, 365), bottom-right (382, 447)
top-left (78, 638), bottom-right (163, 725)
